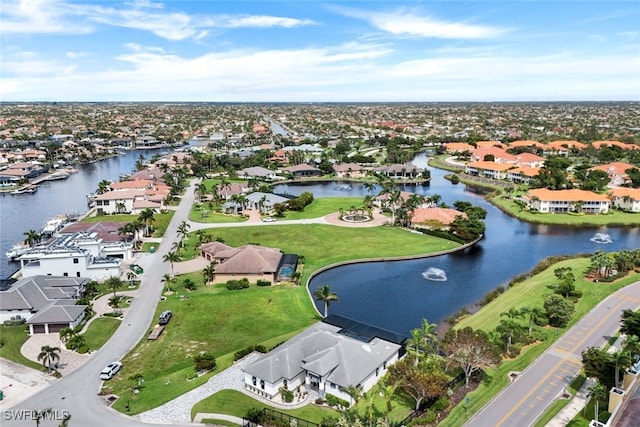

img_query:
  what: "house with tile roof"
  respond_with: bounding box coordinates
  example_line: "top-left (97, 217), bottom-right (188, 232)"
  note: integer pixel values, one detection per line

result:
top-left (443, 142), bottom-right (474, 154)
top-left (507, 166), bottom-right (540, 185)
top-left (283, 164), bottom-right (322, 178)
top-left (543, 140), bottom-right (587, 156)
top-left (242, 316), bottom-right (403, 404)
top-left (410, 208), bottom-right (467, 230)
top-left (374, 164), bottom-right (425, 179)
top-left (238, 166), bottom-right (279, 180)
top-left (0, 275), bottom-right (89, 334)
top-left (200, 243), bottom-right (285, 284)
top-left (465, 161), bottom-right (514, 180)
top-left (332, 163), bottom-right (365, 178)
top-left (523, 189), bottom-right (610, 214)
top-left (589, 162), bottom-right (637, 186)
top-left (608, 188), bottom-right (640, 212)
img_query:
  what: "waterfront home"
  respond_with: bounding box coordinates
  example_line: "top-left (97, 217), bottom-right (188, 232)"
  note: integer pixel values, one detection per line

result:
top-left (443, 142), bottom-right (474, 154)
top-left (244, 192), bottom-right (290, 214)
top-left (470, 147), bottom-right (545, 168)
top-left (109, 179), bottom-right (154, 191)
top-left (465, 161), bottom-right (513, 180)
top-left (543, 140), bottom-right (587, 156)
top-left (238, 166), bottom-right (279, 180)
top-left (608, 188), bottom-right (640, 212)
top-left (592, 140), bottom-right (638, 150)
top-left (523, 188), bottom-right (610, 214)
top-left (94, 188), bottom-right (164, 214)
top-left (0, 275), bottom-right (89, 334)
top-left (374, 164), bottom-right (425, 180)
top-left (410, 207), bottom-right (467, 230)
top-left (283, 164), bottom-right (322, 178)
top-left (18, 232), bottom-right (129, 280)
top-left (588, 162), bottom-right (636, 186)
top-left (243, 315), bottom-right (403, 404)
top-left (332, 163), bottom-right (365, 178)
top-left (506, 166), bottom-right (540, 185)
top-left (199, 242), bottom-right (283, 283)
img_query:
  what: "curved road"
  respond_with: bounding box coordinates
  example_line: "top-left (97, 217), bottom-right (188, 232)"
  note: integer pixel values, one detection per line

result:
top-left (4, 180), bottom-right (639, 427)
top-left (466, 281), bottom-right (640, 427)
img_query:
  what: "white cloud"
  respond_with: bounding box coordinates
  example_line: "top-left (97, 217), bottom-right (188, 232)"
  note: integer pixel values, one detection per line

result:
top-left (0, 0), bottom-right (93, 34)
top-left (336, 6), bottom-right (507, 39)
top-left (223, 15), bottom-right (315, 29)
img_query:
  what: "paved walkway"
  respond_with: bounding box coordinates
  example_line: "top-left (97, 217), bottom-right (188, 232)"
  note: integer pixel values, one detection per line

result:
top-left (546, 377), bottom-right (595, 427)
top-left (0, 359), bottom-right (55, 409)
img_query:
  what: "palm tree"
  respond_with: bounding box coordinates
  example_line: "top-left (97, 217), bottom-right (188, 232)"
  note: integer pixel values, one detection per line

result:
top-left (137, 208), bottom-right (156, 237)
top-left (524, 306), bottom-right (545, 334)
top-left (406, 327), bottom-right (424, 367)
top-left (115, 201), bottom-right (126, 214)
top-left (623, 335), bottom-right (640, 361)
top-left (363, 181), bottom-right (376, 194)
top-left (96, 179), bottom-right (111, 195)
top-left (34, 408), bottom-right (53, 427)
top-left (126, 271), bottom-right (137, 287)
top-left (378, 382), bottom-right (398, 414)
top-left (104, 276), bottom-right (123, 298)
top-left (161, 273), bottom-right (175, 292)
top-left (108, 295), bottom-right (124, 315)
top-left (37, 345), bottom-right (61, 373)
top-left (588, 380), bottom-right (607, 421)
top-left (612, 350), bottom-right (632, 387)
top-left (163, 251), bottom-right (180, 277)
top-left (417, 318), bottom-right (438, 354)
top-left (313, 284), bottom-right (338, 318)
top-left (202, 262), bottom-right (216, 285)
top-left (194, 182), bottom-right (207, 203)
top-left (176, 220), bottom-right (190, 247)
top-left (23, 229), bottom-right (42, 247)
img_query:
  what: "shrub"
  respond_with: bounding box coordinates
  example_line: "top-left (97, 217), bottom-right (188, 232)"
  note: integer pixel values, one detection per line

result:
top-left (480, 286), bottom-right (505, 305)
top-left (245, 408), bottom-right (263, 423)
top-left (450, 174), bottom-right (460, 184)
top-left (432, 396), bottom-right (450, 411)
top-left (226, 278), bottom-right (250, 290)
top-left (320, 416), bottom-right (339, 427)
top-left (256, 280), bottom-right (272, 287)
top-left (193, 352), bottom-right (217, 372)
top-left (234, 344), bottom-right (269, 361)
top-left (598, 411), bottom-right (611, 423)
top-left (315, 398), bottom-right (325, 405)
top-left (325, 394), bottom-right (349, 409)
top-left (3, 316), bottom-right (26, 326)
top-left (185, 369), bottom-right (198, 380)
top-left (280, 388), bottom-right (294, 403)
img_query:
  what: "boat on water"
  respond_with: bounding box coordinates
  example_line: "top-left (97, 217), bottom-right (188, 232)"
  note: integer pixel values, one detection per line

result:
top-left (45, 171), bottom-right (70, 181)
top-left (65, 166), bottom-right (79, 174)
top-left (40, 213), bottom-right (79, 237)
top-left (5, 242), bottom-right (32, 260)
top-left (10, 185), bottom-right (38, 195)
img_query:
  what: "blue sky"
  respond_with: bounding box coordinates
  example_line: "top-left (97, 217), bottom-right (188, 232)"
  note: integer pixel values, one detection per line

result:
top-left (1, 0), bottom-right (639, 102)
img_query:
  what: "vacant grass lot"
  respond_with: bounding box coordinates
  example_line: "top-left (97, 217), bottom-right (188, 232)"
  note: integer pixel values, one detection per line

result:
top-left (0, 325), bottom-right (43, 370)
top-left (282, 197), bottom-right (366, 220)
top-left (441, 259), bottom-right (640, 427)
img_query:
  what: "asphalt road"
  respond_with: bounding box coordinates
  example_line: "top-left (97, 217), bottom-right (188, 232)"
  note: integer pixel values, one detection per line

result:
top-left (466, 281), bottom-right (640, 427)
top-left (3, 180), bottom-right (200, 427)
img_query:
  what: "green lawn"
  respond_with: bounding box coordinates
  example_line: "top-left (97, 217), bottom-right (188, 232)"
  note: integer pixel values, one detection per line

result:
top-left (0, 325), bottom-right (43, 370)
top-left (189, 203), bottom-right (248, 223)
top-left (533, 374), bottom-right (586, 427)
top-left (282, 197), bottom-right (366, 220)
top-left (82, 317), bottom-right (121, 351)
top-left (441, 260), bottom-right (640, 427)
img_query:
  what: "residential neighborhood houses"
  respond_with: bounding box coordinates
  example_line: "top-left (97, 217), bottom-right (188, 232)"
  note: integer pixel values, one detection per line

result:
top-left (0, 102), bottom-right (639, 427)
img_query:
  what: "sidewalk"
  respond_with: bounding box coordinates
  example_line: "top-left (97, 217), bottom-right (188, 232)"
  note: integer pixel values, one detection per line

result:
top-left (546, 377), bottom-right (595, 427)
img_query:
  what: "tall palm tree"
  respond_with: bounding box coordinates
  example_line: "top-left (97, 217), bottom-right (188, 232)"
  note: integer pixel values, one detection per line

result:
top-left (202, 262), bottom-right (216, 285)
top-left (137, 208), bottom-right (155, 237)
top-left (96, 179), bottom-right (111, 195)
top-left (161, 273), bottom-right (175, 292)
top-left (104, 276), bottom-right (123, 298)
top-left (588, 380), bottom-right (607, 421)
top-left (313, 284), bottom-right (338, 318)
top-left (37, 345), bottom-right (61, 373)
top-left (23, 229), bottom-right (42, 247)
top-left (163, 251), bottom-right (180, 277)
top-left (612, 350), bottom-right (631, 387)
top-left (341, 384), bottom-right (363, 408)
top-left (623, 335), bottom-right (640, 361)
top-left (176, 220), bottom-right (190, 247)
top-left (194, 182), bottom-right (207, 203)
top-left (108, 295), bottom-right (124, 315)
top-left (524, 306), bottom-right (545, 334)
top-left (417, 318), bottom-right (438, 354)
top-left (363, 181), bottom-right (377, 195)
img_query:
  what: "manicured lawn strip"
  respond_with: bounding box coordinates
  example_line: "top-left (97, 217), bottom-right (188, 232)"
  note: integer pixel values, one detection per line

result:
top-left (282, 197), bottom-right (366, 220)
top-left (81, 211), bottom-right (175, 236)
top-left (490, 195), bottom-right (640, 226)
top-left (0, 325), bottom-right (43, 370)
top-left (191, 389), bottom-right (339, 423)
top-left (440, 261), bottom-right (640, 427)
top-left (199, 419), bottom-right (238, 427)
top-left (533, 374), bottom-right (586, 427)
top-left (189, 205), bottom-right (248, 223)
top-left (82, 317), bottom-right (121, 351)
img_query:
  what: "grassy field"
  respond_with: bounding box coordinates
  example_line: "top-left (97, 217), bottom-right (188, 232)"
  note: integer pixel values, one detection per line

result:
top-left (282, 197), bottom-right (365, 220)
top-left (0, 325), bottom-right (43, 370)
top-left (441, 259), bottom-right (640, 427)
top-left (189, 205), bottom-right (248, 223)
top-left (82, 317), bottom-right (121, 351)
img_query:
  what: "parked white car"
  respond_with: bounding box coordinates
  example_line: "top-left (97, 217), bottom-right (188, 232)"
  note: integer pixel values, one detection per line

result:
top-left (261, 217), bottom-right (276, 222)
top-left (100, 361), bottom-right (122, 380)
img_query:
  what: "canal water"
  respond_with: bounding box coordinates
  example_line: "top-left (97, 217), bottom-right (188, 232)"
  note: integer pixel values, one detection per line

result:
top-left (275, 153), bottom-right (640, 336)
top-left (0, 149), bottom-right (171, 279)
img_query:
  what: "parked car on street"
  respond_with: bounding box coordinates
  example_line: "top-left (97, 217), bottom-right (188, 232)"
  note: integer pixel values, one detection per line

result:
top-left (130, 264), bottom-right (143, 274)
top-left (262, 217), bottom-right (276, 222)
top-left (100, 361), bottom-right (122, 380)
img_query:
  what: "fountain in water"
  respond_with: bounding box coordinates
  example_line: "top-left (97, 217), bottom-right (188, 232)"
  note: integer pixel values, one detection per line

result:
top-left (590, 233), bottom-right (613, 244)
top-left (422, 267), bottom-right (447, 281)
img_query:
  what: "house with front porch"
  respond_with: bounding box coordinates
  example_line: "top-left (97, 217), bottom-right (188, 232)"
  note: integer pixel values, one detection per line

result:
top-left (332, 163), bottom-right (365, 178)
top-left (283, 164), bottom-right (322, 178)
top-left (374, 164), bottom-right (425, 179)
top-left (238, 166), bottom-right (279, 180)
top-left (242, 316), bottom-right (403, 405)
top-left (0, 275), bottom-right (89, 334)
top-left (465, 161), bottom-right (513, 180)
top-left (200, 242), bottom-right (284, 284)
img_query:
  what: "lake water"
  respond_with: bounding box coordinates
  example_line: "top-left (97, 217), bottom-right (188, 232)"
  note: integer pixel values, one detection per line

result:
top-left (275, 153), bottom-right (640, 336)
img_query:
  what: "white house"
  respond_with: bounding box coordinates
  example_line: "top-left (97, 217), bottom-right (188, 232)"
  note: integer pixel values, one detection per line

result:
top-left (17, 232), bottom-right (130, 280)
top-left (523, 189), bottom-right (610, 214)
top-left (608, 188), bottom-right (640, 212)
top-left (0, 276), bottom-right (89, 334)
top-left (242, 316), bottom-right (403, 404)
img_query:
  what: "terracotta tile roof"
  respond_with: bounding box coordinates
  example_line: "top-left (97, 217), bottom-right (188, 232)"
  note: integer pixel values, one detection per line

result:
top-left (508, 166), bottom-right (540, 177)
top-left (589, 162), bottom-right (637, 176)
top-left (333, 163), bottom-right (363, 172)
top-left (592, 140), bottom-right (638, 150)
top-left (476, 140), bottom-right (504, 148)
top-left (411, 207), bottom-right (467, 225)
top-left (608, 187), bottom-right (640, 201)
top-left (509, 140), bottom-right (544, 148)
top-left (547, 140), bottom-right (587, 150)
top-left (466, 161), bottom-right (514, 171)
top-left (444, 142), bottom-right (475, 153)
top-left (95, 189), bottom-right (146, 200)
top-left (214, 245), bottom-right (282, 274)
top-left (110, 179), bottom-right (153, 190)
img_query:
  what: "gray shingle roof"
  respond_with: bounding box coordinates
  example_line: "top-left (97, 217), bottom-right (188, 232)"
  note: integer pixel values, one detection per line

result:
top-left (27, 304), bottom-right (86, 324)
